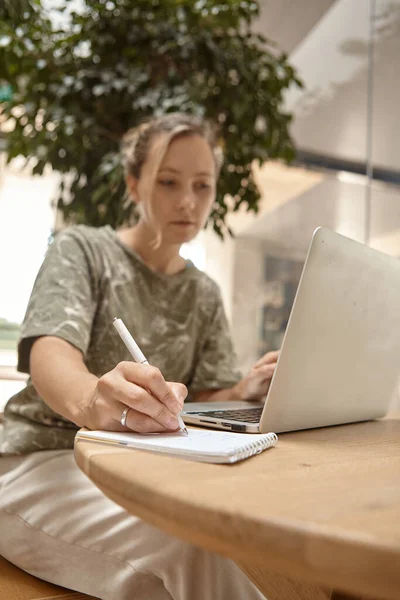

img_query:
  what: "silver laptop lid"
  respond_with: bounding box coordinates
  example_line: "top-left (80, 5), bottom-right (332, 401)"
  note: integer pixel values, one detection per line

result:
top-left (261, 227), bottom-right (400, 433)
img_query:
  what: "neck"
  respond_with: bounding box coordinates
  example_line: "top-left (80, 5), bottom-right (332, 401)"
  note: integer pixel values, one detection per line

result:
top-left (117, 223), bottom-right (186, 275)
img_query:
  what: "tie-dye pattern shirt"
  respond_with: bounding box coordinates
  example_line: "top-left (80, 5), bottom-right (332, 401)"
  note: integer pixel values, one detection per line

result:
top-left (2, 225), bottom-right (241, 454)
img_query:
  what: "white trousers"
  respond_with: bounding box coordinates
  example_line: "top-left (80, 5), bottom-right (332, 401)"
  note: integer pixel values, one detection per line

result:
top-left (0, 450), bottom-right (266, 600)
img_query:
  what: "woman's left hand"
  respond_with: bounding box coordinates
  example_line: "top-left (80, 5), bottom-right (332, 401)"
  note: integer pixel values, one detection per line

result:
top-left (234, 350), bottom-right (280, 401)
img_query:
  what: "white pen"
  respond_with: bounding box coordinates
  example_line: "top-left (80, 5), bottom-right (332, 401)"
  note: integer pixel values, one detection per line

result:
top-left (113, 317), bottom-right (189, 436)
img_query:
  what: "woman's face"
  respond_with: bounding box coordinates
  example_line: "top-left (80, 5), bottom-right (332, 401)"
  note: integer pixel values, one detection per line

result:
top-left (132, 133), bottom-right (217, 245)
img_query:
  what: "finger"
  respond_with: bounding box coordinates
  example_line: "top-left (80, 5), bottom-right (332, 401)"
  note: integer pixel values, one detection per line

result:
top-left (252, 362), bottom-right (277, 381)
top-left (118, 362), bottom-right (183, 414)
top-left (167, 382), bottom-right (188, 407)
top-left (113, 404), bottom-right (175, 434)
top-left (253, 350), bottom-right (280, 369)
top-left (245, 365), bottom-right (277, 400)
top-left (108, 378), bottom-right (181, 430)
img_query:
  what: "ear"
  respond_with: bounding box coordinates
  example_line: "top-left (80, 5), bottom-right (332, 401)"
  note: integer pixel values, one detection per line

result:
top-left (125, 173), bottom-right (140, 204)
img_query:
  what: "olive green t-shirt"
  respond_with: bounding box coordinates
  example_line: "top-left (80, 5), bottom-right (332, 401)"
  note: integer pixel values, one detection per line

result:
top-left (2, 225), bottom-right (241, 455)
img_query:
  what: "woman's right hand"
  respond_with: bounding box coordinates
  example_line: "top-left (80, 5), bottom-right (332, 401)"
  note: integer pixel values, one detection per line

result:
top-left (83, 361), bottom-right (187, 433)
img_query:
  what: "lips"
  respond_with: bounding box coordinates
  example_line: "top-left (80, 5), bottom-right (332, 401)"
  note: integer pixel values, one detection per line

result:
top-left (170, 221), bottom-right (195, 226)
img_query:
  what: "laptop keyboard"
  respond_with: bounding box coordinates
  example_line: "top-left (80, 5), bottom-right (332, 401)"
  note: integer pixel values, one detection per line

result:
top-left (187, 407), bottom-right (263, 423)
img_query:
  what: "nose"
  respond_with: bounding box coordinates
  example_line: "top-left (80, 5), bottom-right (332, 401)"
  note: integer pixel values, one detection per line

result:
top-left (178, 189), bottom-right (195, 210)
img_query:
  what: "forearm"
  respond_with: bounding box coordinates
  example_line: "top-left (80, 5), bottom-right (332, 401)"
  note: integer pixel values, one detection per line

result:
top-left (30, 336), bottom-right (98, 426)
top-left (192, 384), bottom-right (242, 403)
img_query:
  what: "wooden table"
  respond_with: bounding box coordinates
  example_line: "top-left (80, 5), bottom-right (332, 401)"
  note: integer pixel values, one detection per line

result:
top-left (74, 416), bottom-right (400, 600)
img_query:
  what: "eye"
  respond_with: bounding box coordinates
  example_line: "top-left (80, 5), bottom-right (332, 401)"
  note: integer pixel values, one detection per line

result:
top-left (158, 179), bottom-right (176, 187)
top-left (194, 181), bottom-right (212, 191)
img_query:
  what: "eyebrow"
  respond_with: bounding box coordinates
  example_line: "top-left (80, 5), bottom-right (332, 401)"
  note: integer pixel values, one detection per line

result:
top-left (158, 167), bottom-right (214, 177)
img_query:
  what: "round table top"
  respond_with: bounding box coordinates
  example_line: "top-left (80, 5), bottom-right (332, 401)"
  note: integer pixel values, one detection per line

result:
top-left (75, 415), bottom-right (400, 600)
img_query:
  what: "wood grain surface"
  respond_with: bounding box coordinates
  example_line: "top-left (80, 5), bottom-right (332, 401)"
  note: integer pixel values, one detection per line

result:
top-left (75, 416), bottom-right (400, 600)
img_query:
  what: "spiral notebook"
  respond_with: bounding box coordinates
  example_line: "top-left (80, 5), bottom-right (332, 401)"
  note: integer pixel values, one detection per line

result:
top-left (75, 428), bottom-right (278, 464)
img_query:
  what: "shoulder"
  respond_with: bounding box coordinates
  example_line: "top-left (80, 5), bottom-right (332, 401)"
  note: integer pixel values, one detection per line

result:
top-left (53, 224), bottom-right (113, 248)
top-left (50, 225), bottom-right (117, 263)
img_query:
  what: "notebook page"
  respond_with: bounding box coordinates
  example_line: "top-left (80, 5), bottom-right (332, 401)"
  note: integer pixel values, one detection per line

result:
top-left (78, 428), bottom-right (276, 457)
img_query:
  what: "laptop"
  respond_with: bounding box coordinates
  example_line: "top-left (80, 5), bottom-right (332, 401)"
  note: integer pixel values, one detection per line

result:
top-left (182, 227), bottom-right (400, 434)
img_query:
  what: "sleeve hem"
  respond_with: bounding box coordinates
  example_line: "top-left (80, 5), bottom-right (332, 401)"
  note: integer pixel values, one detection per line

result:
top-left (17, 332), bottom-right (88, 374)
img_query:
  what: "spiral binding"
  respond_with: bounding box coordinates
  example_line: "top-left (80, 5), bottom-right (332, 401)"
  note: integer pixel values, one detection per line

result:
top-left (233, 432), bottom-right (278, 463)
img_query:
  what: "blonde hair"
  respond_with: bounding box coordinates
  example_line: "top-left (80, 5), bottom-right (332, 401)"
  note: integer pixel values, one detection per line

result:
top-left (121, 113), bottom-right (223, 247)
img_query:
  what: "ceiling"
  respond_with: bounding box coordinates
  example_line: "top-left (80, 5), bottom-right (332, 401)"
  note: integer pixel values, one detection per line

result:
top-left (254, 0), bottom-right (337, 55)
top-left (280, 0), bottom-right (400, 171)
top-left (241, 0), bottom-right (400, 258)
top-left (255, 0), bottom-right (400, 171)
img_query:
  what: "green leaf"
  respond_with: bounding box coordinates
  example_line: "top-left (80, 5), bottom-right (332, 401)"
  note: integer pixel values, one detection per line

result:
top-left (1, 0), bottom-right (303, 237)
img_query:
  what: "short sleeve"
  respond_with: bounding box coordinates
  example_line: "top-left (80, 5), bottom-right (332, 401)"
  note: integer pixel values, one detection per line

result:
top-left (189, 288), bottom-right (242, 393)
top-left (17, 228), bottom-right (98, 373)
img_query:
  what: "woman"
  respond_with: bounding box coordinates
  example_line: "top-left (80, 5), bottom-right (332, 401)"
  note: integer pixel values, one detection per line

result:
top-left (0, 113), bottom-right (278, 599)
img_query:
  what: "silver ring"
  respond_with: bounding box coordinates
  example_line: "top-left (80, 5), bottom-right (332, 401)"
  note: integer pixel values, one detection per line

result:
top-left (120, 407), bottom-right (130, 427)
